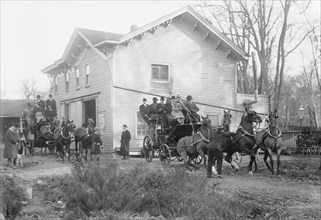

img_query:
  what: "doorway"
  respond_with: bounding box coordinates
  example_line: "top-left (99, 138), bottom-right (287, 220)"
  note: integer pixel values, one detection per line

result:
top-left (84, 99), bottom-right (96, 127)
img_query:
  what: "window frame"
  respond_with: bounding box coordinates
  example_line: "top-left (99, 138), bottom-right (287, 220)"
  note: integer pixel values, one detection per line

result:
top-left (75, 67), bottom-right (80, 89)
top-left (206, 114), bottom-right (220, 127)
top-left (54, 76), bottom-right (58, 94)
top-left (85, 64), bottom-right (90, 87)
top-left (65, 72), bottom-right (69, 92)
top-left (150, 63), bottom-right (170, 83)
top-left (135, 110), bottom-right (149, 139)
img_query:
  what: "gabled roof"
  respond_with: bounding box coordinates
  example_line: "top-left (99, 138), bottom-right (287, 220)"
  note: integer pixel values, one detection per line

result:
top-left (0, 99), bottom-right (29, 118)
top-left (43, 5), bottom-right (248, 74)
top-left (77, 28), bottom-right (123, 45)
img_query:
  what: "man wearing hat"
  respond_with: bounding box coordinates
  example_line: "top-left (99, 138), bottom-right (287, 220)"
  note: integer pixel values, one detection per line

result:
top-left (46, 94), bottom-right (57, 116)
top-left (139, 98), bottom-right (151, 126)
top-left (120, 124), bottom-right (131, 160)
top-left (3, 122), bottom-right (21, 168)
top-left (158, 96), bottom-right (169, 129)
top-left (184, 95), bottom-right (200, 123)
top-left (148, 97), bottom-right (159, 122)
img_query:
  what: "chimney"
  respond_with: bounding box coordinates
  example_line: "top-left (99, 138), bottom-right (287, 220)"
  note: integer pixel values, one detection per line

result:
top-left (130, 24), bottom-right (138, 32)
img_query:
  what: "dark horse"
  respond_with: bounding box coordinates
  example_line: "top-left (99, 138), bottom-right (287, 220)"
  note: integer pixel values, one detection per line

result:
top-left (207, 110), bottom-right (262, 178)
top-left (176, 116), bottom-right (212, 171)
top-left (38, 119), bottom-right (60, 154)
top-left (249, 110), bottom-right (283, 174)
top-left (54, 120), bottom-right (75, 162)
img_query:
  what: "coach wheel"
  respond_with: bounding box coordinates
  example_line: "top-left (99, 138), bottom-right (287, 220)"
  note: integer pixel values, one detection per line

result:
top-left (143, 136), bottom-right (153, 162)
top-left (159, 144), bottom-right (171, 165)
top-left (193, 155), bottom-right (203, 164)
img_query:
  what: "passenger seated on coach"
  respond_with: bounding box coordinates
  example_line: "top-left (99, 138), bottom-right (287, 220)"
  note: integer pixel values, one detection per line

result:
top-left (148, 97), bottom-right (159, 125)
top-left (170, 95), bottom-right (185, 125)
top-left (157, 96), bottom-right (170, 130)
top-left (183, 95), bottom-right (200, 124)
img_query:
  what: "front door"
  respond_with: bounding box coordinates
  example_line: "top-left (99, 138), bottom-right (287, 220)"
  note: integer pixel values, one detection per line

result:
top-left (84, 99), bottom-right (96, 127)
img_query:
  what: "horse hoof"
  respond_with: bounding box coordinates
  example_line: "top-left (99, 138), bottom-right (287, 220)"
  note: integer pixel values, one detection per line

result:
top-left (248, 171), bottom-right (253, 176)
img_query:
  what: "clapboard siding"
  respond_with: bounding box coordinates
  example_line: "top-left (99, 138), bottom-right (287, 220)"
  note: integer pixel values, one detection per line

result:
top-left (114, 18), bottom-right (237, 111)
top-left (54, 48), bottom-right (113, 152)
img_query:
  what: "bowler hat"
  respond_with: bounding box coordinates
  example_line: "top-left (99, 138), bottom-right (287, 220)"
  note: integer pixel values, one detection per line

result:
top-left (143, 98), bottom-right (147, 101)
top-left (36, 95), bottom-right (40, 98)
top-left (186, 95), bottom-right (193, 101)
top-left (153, 97), bottom-right (158, 101)
top-left (171, 96), bottom-right (176, 99)
top-left (160, 96), bottom-right (165, 101)
top-left (49, 94), bottom-right (52, 97)
top-left (123, 124), bottom-right (128, 128)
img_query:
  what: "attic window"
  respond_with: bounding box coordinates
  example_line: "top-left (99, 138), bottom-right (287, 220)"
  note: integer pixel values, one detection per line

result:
top-left (65, 72), bottom-right (69, 92)
top-left (151, 64), bottom-right (169, 81)
top-left (55, 76), bottom-right (58, 93)
top-left (85, 64), bottom-right (90, 86)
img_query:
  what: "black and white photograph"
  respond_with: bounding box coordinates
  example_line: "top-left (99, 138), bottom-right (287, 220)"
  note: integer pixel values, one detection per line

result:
top-left (0, 0), bottom-right (320, 219)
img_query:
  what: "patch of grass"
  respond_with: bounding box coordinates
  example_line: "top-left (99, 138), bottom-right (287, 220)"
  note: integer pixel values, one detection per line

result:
top-left (0, 175), bottom-right (28, 219)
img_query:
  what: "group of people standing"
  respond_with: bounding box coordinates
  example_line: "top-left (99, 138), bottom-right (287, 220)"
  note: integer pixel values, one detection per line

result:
top-left (22, 94), bottom-right (57, 126)
top-left (139, 94), bottom-right (200, 129)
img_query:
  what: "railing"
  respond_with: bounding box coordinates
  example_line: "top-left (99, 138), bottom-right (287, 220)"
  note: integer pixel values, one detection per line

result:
top-left (282, 131), bottom-right (321, 155)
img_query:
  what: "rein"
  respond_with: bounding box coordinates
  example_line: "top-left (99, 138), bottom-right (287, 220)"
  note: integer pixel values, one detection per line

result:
top-left (191, 127), bottom-right (211, 145)
top-left (60, 128), bottom-right (71, 139)
top-left (267, 126), bottom-right (282, 139)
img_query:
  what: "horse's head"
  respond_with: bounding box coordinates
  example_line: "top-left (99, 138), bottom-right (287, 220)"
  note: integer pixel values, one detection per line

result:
top-left (246, 110), bottom-right (262, 124)
top-left (201, 115), bottom-right (212, 128)
top-left (63, 120), bottom-right (75, 133)
top-left (222, 110), bottom-right (232, 126)
top-left (268, 110), bottom-right (279, 127)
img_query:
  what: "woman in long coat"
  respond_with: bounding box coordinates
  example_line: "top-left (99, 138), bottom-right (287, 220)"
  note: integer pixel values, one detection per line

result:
top-left (120, 124), bottom-right (131, 160)
top-left (3, 122), bottom-right (21, 167)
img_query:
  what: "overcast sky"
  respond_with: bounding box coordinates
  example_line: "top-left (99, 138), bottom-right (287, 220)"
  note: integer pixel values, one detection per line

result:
top-left (1, 0), bottom-right (320, 100)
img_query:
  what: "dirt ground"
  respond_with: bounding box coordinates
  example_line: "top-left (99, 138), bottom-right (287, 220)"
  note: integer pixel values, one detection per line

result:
top-left (1, 143), bottom-right (320, 219)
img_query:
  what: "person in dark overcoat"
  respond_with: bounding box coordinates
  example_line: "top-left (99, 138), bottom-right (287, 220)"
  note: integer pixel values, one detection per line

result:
top-left (3, 122), bottom-right (21, 167)
top-left (90, 127), bottom-right (103, 161)
top-left (139, 98), bottom-right (151, 126)
top-left (46, 94), bottom-right (57, 115)
top-left (120, 124), bottom-right (131, 160)
top-left (45, 105), bottom-right (57, 122)
top-left (35, 95), bottom-right (45, 113)
top-left (158, 96), bottom-right (169, 129)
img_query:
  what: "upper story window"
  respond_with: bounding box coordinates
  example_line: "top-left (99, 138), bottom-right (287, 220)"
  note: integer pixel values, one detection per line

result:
top-left (75, 68), bottom-right (80, 89)
top-left (85, 64), bottom-right (90, 86)
top-left (65, 72), bottom-right (69, 92)
top-left (54, 76), bottom-right (58, 93)
top-left (151, 64), bottom-right (169, 81)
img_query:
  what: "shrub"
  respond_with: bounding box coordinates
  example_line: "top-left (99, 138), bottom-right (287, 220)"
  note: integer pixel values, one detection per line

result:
top-left (63, 161), bottom-right (251, 219)
top-left (0, 175), bottom-right (28, 220)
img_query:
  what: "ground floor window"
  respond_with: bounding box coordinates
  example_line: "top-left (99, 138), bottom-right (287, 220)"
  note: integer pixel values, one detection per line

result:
top-left (136, 111), bottom-right (148, 138)
top-left (207, 114), bottom-right (219, 127)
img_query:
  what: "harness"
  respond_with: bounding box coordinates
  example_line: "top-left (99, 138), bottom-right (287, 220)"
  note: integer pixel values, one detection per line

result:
top-left (60, 129), bottom-right (71, 139)
top-left (191, 128), bottom-right (211, 146)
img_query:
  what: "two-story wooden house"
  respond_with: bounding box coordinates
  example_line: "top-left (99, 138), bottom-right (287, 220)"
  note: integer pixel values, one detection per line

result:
top-left (42, 6), bottom-right (270, 154)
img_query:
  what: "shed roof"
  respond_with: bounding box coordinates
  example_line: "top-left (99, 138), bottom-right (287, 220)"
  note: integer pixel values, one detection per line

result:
top-left (0, 99), bottom-right (29, 118)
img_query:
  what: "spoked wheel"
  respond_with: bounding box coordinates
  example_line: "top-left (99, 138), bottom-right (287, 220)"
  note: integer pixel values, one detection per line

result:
top-left (193, 155), bottom-right (203, 164)
top-left (159, 144), bottom-right (171, 165)
top-left (143, 136), bottom-right (154, 162)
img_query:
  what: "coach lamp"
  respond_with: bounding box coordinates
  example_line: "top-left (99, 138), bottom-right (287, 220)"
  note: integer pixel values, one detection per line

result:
top-left (298, 107), bottom-right (304, 127)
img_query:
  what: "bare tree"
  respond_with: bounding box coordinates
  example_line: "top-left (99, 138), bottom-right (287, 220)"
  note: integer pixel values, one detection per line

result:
top-left (20, 79), bottom-right (38, 100)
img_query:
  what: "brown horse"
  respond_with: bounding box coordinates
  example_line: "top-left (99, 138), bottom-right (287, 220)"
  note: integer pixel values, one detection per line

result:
top-left (249, 110), bottom-right (283, 174)
top-left (54, 120), bottom-right (75, 162)
top-left (176, 116), bottom-right (212, 171)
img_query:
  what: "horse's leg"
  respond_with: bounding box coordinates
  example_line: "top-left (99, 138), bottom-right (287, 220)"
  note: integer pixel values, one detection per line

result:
top-left (207, 148), bottom-right (214, 178)
top-left (276, 148), bottom-right (281, 175)
top-left (75, 140), bottom-right (78, 156)
top-left (267, 148), bottom-right (274, 174)
top-left (178, 148), bottom-right (192, 172)
top-left (263, 151), bottom-right (271, 172)
top-left (196, 143), bottom-right (206, 168)
top-left (67, 143), bottom-right (71, 162)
